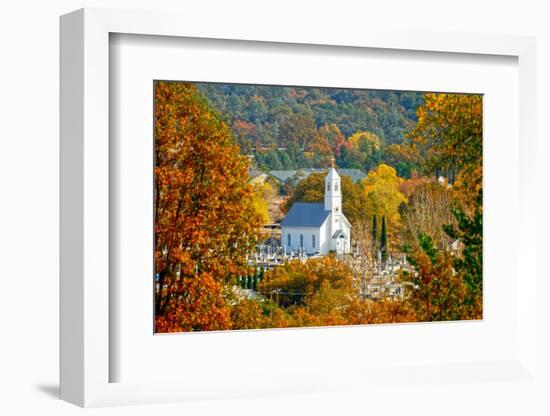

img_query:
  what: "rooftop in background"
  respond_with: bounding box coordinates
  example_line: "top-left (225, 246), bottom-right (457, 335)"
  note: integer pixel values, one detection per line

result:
top-left (280, 202), bottom-right (330, 228)
top-left (268, 168), bottom-right (367, 184)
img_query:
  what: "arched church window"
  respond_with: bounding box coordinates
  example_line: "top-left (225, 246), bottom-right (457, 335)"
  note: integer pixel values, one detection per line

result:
top-left (287, 234), bottom-right (291, 247)
top-left (312, 234), bottom-right (315, 248)
top-left (327, 183), bottom-right (330, 191)
top-left (335, 183), bottom-right (339, 192)
top-left (300, 234), bottom-right (304, 247)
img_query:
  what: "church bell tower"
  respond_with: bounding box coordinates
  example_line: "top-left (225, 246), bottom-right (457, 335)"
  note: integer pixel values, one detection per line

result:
top-left (324, 165), bottom-right (341, 215)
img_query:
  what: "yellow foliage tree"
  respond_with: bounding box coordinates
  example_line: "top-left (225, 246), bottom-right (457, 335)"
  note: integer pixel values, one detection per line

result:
top-left (362, 164), bottom-right (407, 232)
top-left (347, 131), bottom-right (382, 170)
top-left (259, 256), bottom-right (354, 307)
top-left (251, 183), bottom-right (271, 224)
top-left (348, 131), bottom-right (381, 150)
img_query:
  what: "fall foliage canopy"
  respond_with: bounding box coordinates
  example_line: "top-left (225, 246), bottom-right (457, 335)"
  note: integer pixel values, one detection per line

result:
top-left (154, 81), bottom-right (263, 331)
top-left (153, 82), bottom-right (483, 332)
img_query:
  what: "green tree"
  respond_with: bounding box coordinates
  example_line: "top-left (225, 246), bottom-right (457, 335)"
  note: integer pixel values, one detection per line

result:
top-left (443, 190), bottom-right (483, 313)
top-left (263, 150), bottom-right (283, 170)
top-left (336, 145), bottom-right (362, 169)
top-left (348, 131), bottom-right (383, 171)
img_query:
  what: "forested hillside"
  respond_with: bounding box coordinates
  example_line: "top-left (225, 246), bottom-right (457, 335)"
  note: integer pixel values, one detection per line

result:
top-left (197, 83), bottom-right (424, 177)
top-left (154, 81), bottom-right (483, 332)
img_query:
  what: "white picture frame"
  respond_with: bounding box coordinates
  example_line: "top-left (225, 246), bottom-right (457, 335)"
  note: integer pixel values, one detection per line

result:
top-left (60, 7), bottom-right (538, 408)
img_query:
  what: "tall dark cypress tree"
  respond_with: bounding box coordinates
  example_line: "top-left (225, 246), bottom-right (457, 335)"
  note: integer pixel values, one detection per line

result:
top-left (380, 215), bottom-right (388, 262)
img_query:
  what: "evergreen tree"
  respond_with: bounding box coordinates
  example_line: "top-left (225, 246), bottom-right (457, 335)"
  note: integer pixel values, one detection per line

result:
top-left (443, 190), bottom-right (483, 307)
top-left (372, 214), bottom-right (378, 242)
top-left (380, 215), bottom-right (388, 262)
top-left (278, 150), bottom-right (293, 169)
top-left (264, 151), bottom-right (283, 170)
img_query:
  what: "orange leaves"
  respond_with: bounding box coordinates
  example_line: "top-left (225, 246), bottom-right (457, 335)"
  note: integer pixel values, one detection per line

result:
top-left (247, 256), bottom-right (418, 328)
top-left (232, 119), bottom-right (256, 136)
top-left (154, 81), bottom-right (264, 332)
top-left (453, 164), bottom-right (483, 213)
top-left (153, 82), bottom-right (483, 332)
top-left (155, 273), bottom-right (232, 333)
top-left (305, 134), bottom-right (334, 168)
top-left (260, 256), bottom-right (354, 299)
top-left (318, 123), bottom-right (348, 158)
top-left (230, 299), bottom-right (265, 330)
top-left (401, 235), bottom-right (478, 322)
top-left (343, 298), bottom-right (417, 325)
top-left (407, 93), bottom-right (483, 208)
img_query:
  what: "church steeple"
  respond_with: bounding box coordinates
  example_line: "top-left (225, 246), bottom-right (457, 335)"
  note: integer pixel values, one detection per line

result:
top-left (324, 166), bottom-right (341, 214)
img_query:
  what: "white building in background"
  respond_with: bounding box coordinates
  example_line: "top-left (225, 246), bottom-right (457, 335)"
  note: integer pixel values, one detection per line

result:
top-left (280, 168), bottom-right (352, 255)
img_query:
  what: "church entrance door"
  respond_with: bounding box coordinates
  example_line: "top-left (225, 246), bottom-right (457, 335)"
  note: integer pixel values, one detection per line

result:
top-left (336, 236), bottom-right (345, 255)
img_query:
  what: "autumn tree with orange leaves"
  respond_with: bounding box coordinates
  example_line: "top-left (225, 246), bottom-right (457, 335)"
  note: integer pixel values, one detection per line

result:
top-left (400, 233), bottom-right (481, 321)
top-left (152, 83), bottom-right (484, 332)
top-left (407, 93), bottom-right (482, 210)
top-left (402, 93), bottom-right (483, 321)
top-left (154, 81), bottom-right (264, 332)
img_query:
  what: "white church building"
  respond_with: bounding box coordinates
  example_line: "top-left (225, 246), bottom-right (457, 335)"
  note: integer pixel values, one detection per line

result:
top-left (281, 168), bottom-right (352, 255)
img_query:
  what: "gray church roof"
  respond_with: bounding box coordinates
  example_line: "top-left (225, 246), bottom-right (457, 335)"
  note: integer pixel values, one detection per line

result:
top-left (268, 168), bottom-right (367, 184)
top-left (280, 203), bottom-right (330, 228)
top-left (332, 229), bottom-right (348, 239)
top-left (337, 169), bottom-right (367, 183)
